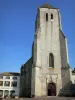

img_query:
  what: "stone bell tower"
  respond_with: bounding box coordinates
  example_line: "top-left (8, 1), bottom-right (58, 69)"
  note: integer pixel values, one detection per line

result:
top-left (31, 4), bottom-right (71, 97)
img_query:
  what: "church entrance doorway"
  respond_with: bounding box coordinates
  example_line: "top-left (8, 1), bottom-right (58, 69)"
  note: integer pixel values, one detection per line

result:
top-left (47, 83), bottom-right (56, 96)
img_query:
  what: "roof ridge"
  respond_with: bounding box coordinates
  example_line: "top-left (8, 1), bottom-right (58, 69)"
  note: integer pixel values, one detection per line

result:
top-left (39, 3), bottom-right (57, 9)
top-left (0, 72), bottom-right (20, 76)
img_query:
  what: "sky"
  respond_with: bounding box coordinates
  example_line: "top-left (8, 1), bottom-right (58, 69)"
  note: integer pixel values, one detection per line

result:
top-left (0, 0), bottom-right (75, 73)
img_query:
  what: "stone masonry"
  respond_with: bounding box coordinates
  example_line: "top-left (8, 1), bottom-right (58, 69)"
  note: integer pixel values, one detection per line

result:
top-left (20, 4), bottom-right (71, 97)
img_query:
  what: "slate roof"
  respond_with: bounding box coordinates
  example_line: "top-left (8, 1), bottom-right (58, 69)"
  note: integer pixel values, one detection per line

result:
top-left (60, 29), bottom-right (66, 38)
top-left (39, 3), bottom-right (57, 9)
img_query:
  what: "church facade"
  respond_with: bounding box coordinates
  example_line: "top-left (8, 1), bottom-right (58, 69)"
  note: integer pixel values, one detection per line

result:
top-left (20, 4), bottom-right (72, 97)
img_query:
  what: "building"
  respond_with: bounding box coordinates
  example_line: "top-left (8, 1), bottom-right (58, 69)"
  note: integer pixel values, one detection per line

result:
top-left (71, 69), bottom-right (75, 96)
top-left (71, 69), bottom-right (75, 84)
top-left (20, 4), bottom-right (72, 97)
top-left (0, 72), bottom-right (20, 98)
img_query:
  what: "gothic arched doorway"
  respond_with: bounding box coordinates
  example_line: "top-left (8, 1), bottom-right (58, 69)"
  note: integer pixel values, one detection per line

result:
top-left (47, 83), bottom-right (56, 96)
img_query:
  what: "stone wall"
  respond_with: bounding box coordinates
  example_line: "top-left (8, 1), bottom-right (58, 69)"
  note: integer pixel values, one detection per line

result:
top-left (31, 8), bottom-right (63, 96)
top-left (20, 57), bottom-right (33, 97)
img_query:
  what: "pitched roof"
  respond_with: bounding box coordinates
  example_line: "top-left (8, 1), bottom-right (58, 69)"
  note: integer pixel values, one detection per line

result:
top-left (39, 3), bottom-right (57, 9)
top-left (0, 72), bottom-right (20, 76)
top-left (60, 29), bottom-right (66, 38)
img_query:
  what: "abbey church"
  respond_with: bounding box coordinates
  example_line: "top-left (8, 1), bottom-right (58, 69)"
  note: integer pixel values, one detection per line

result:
top-left (20, 4), bottom-right (73, 97)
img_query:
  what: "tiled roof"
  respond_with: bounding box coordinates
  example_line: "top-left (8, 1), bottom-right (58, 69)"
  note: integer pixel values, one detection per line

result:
top-left (0, 72), bottom-right (20, 76)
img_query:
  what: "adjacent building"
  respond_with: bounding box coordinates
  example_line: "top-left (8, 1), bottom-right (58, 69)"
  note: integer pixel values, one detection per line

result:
top-left (71, 69), bottom-right (75, 96)
top-left (0, 72), bottom-right (20, 98)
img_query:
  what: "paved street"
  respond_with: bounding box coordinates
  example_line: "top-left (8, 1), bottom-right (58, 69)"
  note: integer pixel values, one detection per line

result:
top-left (1, 96), bottom-right (75, 100)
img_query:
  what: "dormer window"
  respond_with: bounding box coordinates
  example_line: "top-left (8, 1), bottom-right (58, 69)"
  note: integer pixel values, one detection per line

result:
top-left (51, 14), bottom-right (53, 19)
top-left (46, 13), bottom-right (48, 21)
top-left (5, 76), bottom-right (10, 79)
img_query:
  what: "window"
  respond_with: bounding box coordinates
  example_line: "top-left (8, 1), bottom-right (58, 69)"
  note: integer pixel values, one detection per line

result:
top-left (11, 81), bottom-right (17, 87)
top-left (49, 53), bottom-right (54, 68)
top-left (51, 14), bottom-right (53, 19)
top-left (0, 81), bottom-right (3, 86)
top-left (4, 81), bottom-right (10, 86)
top-left (46, 13), bottom-right (48, 21)
top-left (10, 90), bottom-right (15, 97)
top-left (12, 77), bottom-right (17, 80)
top-left (0, 90), bottom-right (3, 97)
top-left (5, 76), bottom-right (10, 79)
top-left (4, 90), bottom-right (9, 97)
top-left (0, 76), bottom-right (3, 79)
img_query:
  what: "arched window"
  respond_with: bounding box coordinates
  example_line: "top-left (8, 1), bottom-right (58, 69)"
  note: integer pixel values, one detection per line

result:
top-left (46, 13), bottom-right (48, 21)
top-left (51, 13), bottom-right (53, 19)
top-left (49, 53), bottom-right (54, 68)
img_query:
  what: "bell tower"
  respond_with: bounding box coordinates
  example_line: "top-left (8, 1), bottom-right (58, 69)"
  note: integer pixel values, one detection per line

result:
top-left (31, 4), bottom-right (71, 97)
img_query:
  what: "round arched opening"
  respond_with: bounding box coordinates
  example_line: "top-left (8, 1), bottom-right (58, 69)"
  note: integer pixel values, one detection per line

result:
top-left (47, 83), bottom-right (56, 96)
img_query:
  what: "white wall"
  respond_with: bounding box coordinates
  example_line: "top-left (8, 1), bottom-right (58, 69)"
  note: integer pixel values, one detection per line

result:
top-left (71, 74), bottom-right (75, 84)
top-left (0, 76), bottom-right (20, 97)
